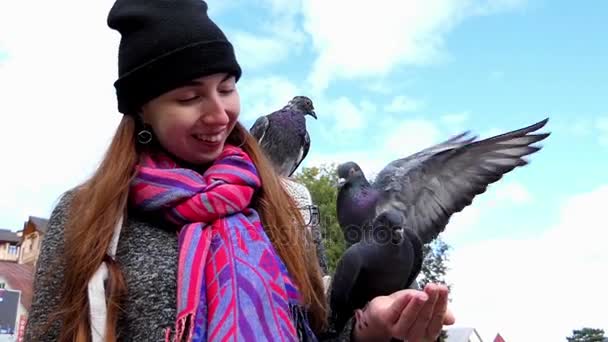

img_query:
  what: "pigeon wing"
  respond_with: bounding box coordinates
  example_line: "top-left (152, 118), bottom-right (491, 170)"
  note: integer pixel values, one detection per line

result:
top-left (249, 115), bottom-right (270, 144)
top-left (288, 130), bottom-right (311, 177)
top-left (329, 246), bottom-right (364, 331)
top-left (373, 118), bottom-right (550, 244)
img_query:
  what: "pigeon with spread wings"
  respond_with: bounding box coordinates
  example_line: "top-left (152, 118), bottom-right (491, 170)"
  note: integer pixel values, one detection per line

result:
top-left (336, 117), bottom-right (550, 245)
top-left (329, 118), bottom-right (550, 334)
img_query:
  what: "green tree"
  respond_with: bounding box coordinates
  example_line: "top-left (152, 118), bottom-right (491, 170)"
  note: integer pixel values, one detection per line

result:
top-left (294, 163), bottom-right (346, 274)
top-left (418, 237), bottom-right (452, 292)
top-left (566, 328), bottom-right (606, 342)
top-left (417, 237), bottom-right (452, 342)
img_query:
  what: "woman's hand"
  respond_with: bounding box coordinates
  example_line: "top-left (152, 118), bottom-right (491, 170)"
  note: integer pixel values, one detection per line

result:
top-left (352, 283), bottom-right (455, 342)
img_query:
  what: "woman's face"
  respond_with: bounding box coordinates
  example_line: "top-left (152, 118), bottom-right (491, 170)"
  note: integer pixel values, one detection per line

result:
top-left (141, 72), bottom-right (240, 165)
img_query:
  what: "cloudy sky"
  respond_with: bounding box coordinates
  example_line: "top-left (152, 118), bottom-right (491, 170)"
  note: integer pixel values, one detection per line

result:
top-left (1, 0), bottom-right (606, 340)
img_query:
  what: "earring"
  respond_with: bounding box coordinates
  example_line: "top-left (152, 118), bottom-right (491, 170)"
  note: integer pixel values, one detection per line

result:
top-left (137, 126), bottom-right (153, 145)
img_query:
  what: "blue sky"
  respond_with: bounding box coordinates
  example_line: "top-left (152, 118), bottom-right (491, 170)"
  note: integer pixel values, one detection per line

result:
top-left (1, 0), bottom-right (606, 341)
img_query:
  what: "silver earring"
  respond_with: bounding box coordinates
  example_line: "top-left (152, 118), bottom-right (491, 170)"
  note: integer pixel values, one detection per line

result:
top-left (137, 128), bottom-right (153, 144)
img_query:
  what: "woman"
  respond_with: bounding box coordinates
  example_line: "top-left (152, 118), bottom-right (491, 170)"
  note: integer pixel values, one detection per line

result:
top-left (24, 0), bottom-right (454, 341)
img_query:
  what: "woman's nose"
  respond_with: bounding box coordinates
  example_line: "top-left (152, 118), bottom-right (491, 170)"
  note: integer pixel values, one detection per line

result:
top-left (200, 93), bottom-right (229, 126)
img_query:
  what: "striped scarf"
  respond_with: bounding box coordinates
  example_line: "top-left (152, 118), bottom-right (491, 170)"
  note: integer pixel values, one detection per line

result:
top-left (129, 144), bottom-right (317, 341)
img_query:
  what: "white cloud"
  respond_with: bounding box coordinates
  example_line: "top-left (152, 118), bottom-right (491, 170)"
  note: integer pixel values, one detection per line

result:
top-left (0, 0), bottom-right (122, 229)
top-left (447, 185), bottom-right (608, 341)
top-left (305, 118), bottom-right (443, 180)
top-left (301, 0), bottom-right (527, 91)
top-left (385, 95), bottom-right (423, 113)
top-left (323, 96), bottom-right (367, 132)
top-left (238, 76), bottom-right (302, 122)
top-left (383, 119), bottom-right (442, 157)
top-left (492, 181), bottom-right (533, 205)
top-left (442, 181), bottom-right (532, 241)
top-left (224, 0), bottom-right (308, 71)
top-left (231, 32), bottom-right (290, 71)
top-left (442, 205), bottom-right (482, 240)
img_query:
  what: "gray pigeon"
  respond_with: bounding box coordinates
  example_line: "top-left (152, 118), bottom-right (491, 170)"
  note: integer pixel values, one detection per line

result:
top-left (329, 209), bottom-right (423, 334)
top-left (328, 118), bottom-right (550, 336)
top-left (249, 96), bottom-right (317, 177)
top-left (336, 117), bottom-right (551, 245)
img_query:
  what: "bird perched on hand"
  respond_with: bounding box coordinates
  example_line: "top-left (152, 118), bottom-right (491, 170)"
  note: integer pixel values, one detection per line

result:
top-left (329, 117), bottom-right (550, 332)
top-left (249, 96), bottom-right (317, 177)
top-left (329, 209), bottom-right (423, 333)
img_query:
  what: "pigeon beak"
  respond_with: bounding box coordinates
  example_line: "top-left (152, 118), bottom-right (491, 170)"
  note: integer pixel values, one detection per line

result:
top-left (337, 178), bottom-right (346, 187)
top-left (309, 110), bottom-right (317, 119)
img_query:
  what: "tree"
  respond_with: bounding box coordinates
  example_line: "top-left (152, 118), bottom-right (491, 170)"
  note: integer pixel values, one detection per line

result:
top-left (294, 163), bottom-right (346, 274)
top-left (566, 328), bottom-right (606, 342)
top-left (418, 237), bottom-right (452, 292)
top-left (417, 237), bottom-right (452, 342)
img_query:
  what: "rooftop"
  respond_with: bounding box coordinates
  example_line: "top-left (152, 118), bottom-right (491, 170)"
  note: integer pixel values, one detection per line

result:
top-left (26, 216), bottom-right (49, 234)
top-left (0, 261), bottom-right (34, 310)
top-left (0, 229), bottom-right (20, 243)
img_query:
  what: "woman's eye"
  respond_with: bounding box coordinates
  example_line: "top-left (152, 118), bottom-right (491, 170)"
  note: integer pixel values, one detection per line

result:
top-left (219, 87), bottom-right (235, 95)
top-left (177, 94), bottom-right (200, 103)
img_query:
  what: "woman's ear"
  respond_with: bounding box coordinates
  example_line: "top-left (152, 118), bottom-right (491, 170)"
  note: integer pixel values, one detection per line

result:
top-left (135, 110), bottom-right (147, 125)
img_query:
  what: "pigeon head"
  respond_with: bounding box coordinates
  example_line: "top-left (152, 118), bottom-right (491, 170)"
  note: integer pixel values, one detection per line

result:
top-left (337, 161), bottom-right (365, 187)
top-left (287, 96), bottom-right (317, 119)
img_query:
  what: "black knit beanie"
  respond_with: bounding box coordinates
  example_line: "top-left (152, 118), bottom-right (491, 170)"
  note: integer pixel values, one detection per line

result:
top-left (107, 0), bottom-right (242, 114)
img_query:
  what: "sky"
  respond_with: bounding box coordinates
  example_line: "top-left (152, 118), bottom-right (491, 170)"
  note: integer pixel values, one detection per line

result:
top-left (1, 0), bottom-right (606, 340)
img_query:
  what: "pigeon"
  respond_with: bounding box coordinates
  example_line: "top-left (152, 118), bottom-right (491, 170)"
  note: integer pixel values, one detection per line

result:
top-left (336, 117), bottom-right (551, 246)
top-left (329, 209), bottom-right (423, 333)
top-left (328, 118), bottom-right (550, 333)
top-left (249, 96), bottom-right (317, 177)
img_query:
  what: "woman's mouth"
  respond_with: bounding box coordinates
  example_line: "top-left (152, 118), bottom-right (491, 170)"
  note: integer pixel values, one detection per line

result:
top-left (194, 132), bottom-right (223, 144)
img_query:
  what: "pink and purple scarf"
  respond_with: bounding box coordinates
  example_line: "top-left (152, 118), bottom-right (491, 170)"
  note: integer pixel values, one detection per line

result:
top-left (129, 144), bottom-right (316, 341)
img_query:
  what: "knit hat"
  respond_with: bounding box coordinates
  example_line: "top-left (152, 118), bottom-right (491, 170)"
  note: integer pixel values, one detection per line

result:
top-left (107, 0), bottom-right (242, 114)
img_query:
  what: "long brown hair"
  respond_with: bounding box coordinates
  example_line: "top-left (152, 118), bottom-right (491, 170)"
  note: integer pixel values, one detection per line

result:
top-left (49, 115), bottom-right (328, 341)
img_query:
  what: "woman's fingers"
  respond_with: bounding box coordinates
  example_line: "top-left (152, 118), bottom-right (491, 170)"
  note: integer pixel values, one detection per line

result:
top-left (443, 308), bottom-right (456, 325)
top-left (406, 284), bottom-right (440, 341)
top-left (384, 290), bottom-right (416, 324)
top-left (390, 291), bottom-right (428, 338)
top-left (425, 284), bottom-right (449, 339)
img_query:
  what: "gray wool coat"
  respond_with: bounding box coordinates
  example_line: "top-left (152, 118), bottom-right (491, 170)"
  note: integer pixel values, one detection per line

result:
top-left (23, 191), bottom-right (356, 341)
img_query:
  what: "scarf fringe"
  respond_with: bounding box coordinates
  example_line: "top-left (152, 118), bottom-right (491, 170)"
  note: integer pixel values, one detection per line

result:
top-left (290, 303), bottom-right (317, 342)
top-left (174, 312), bottom-right (194, 342)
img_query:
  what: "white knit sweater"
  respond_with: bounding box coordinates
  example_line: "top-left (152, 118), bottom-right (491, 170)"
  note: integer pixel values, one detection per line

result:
top-left (280, 177), bottom-right (331, 294)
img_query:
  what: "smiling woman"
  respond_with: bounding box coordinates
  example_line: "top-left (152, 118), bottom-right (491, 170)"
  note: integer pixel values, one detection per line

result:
top-left (141, 73), bottom-right (241, 166)
top-left (23, 0), bottom-right (452, 341)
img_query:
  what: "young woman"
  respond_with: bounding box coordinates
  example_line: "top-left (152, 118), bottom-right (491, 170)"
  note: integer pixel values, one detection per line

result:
top-left (24, 0), bottom-right (453, 341)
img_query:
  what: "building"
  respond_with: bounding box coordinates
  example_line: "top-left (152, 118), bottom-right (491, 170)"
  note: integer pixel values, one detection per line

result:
top-left (0, 216), bottom-right (48, 340)
top-left (18, 216), bottom-right (48, 267)
top-left (0, 229), bottom-right (20, 263)
top-left (0, 262), bottom-right (34, 340)
top-left (445, 327), bottom-right (484, 342)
